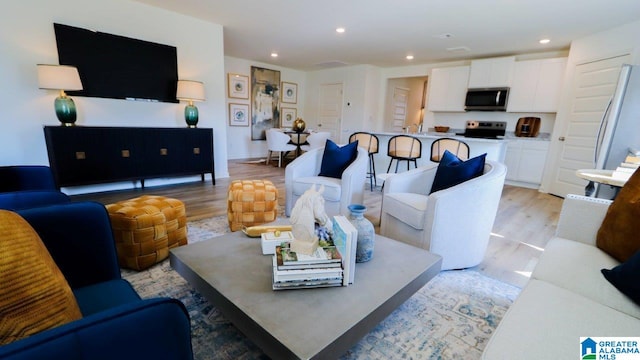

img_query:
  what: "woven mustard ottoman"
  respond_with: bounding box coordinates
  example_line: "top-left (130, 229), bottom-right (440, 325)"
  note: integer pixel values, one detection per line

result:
top-left (227, 180), bottom-right (278, 232)
top-left (106, 195), bottom-right (187, 270)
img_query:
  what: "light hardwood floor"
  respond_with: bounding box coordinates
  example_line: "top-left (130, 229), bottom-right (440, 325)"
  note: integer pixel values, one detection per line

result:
top-left (72, 159), bottom-right (564, 288)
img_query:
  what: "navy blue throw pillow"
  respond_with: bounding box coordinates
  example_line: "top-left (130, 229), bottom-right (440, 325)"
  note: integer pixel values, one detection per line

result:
top-left (319, 139), bottom-right (358, 179)
top-left (601, 249), bottom-right (640, 305)
top-left (430, 150), bottom-right (486, 194)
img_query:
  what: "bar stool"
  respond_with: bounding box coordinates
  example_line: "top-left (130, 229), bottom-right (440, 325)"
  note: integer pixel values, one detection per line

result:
top-left (430, 138), bottom-right (470, 162)
top-left (386, 135), bottom-right (422, 173)
top-left (349, 132), bottom-right (379, 191)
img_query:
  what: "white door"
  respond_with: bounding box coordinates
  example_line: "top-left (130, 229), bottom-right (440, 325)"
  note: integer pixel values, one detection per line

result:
top-left (392, 87), bottom-right (409, 132)
top-left (317, 83), bottom-right (343, 141)
top-left (546, 54), bottom-right (631, 197)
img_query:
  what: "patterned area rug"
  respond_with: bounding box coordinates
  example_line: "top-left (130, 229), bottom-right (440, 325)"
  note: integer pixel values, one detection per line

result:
top-left (122, 216), bottom-right (521, 360)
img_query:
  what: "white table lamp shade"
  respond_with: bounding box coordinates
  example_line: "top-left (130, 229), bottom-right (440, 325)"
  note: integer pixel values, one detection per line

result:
top-left (176, 80), bottom-right (205, 102)
top-left (37, 64), bottom-right (83, 91)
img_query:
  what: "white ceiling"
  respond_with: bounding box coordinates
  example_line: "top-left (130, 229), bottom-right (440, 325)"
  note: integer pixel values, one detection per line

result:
top-left (135, 0), bottom-right (640, 71)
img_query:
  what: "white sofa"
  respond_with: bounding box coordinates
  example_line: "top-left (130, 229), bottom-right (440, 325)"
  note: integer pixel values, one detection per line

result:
top-left (482, 194), bottom-right (640, 359)
top-left (380, 160), bottom-right (506, 270)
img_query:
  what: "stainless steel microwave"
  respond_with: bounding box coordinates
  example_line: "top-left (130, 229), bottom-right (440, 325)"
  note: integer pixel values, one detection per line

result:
top-left (464, 87), bottom-right (509, 111)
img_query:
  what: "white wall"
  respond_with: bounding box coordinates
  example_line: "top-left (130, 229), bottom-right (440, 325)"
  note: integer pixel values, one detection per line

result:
top-left (224, 56), bottom-right (307, 159)
top-left (305, 64), bottom-right (380, 143)
top-left (541, 19), bottom-right (640, 193)
top-left (1, 0), bottom-right (228, 193)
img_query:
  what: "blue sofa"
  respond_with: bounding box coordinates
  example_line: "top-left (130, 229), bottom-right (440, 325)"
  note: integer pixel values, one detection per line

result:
top-left (0, 166), bottom-right (70, 211)
top-left (0, 202), bottom-right (193, 360)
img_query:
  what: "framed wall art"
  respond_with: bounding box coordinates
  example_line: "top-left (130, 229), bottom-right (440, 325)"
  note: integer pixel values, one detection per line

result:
top-left (281, 107), bottom-right (297, 127)
top-left (229, 103), bottom-right (250, 126)
top-left (228, 73), bottom-right (249, 99)
top-left (281, 81), bottom-right (297, 104)
top-left (251, 66), bottom-right (281, 140)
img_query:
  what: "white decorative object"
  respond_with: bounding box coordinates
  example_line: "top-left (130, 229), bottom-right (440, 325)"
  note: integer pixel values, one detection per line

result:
top-left (289, 185), bottom-right (331, 255)
top-left (261, 231), bottom-right (293, 255)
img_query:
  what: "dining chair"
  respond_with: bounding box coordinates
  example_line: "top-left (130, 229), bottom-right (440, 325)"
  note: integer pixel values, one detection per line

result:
top-left (430, 138), bottom-right (470, 162)
top-left (386, 135), bottom-right (422, 173)
top-left (300, 132), bottom-right (331, 152)
top-left (266, 129), bottom-right (297, 167)
top-left (349, 132), bottom-right (379, 191)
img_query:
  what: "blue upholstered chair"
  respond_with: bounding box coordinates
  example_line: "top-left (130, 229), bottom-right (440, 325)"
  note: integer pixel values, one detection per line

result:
top-left (0, 166), bottom-right (70, 211)
top-left (0, 202), bottom-right (193, 360)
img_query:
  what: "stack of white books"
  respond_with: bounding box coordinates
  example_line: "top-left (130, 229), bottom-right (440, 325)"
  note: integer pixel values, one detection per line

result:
top-left (270, 215), bottom-right (357, 290)
top-left (272, 244), bottom-right (343, 290)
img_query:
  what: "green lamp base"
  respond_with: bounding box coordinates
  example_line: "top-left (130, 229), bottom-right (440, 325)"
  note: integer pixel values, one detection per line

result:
top-left (55, 96), bottom-right (77, 126)
top-left (185, 105), bottom-right (199, 128)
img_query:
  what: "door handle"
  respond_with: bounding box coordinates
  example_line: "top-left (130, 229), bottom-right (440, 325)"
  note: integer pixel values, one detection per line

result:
top-left (558, 136), bottom-right (565, 141)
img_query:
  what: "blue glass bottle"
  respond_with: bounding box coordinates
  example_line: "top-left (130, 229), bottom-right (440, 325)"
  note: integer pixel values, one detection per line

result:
top-left (348, 204), bottom-right (375, 262)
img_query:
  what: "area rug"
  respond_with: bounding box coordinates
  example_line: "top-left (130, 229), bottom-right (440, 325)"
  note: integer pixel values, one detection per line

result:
top-left (122, 216), bottom-right (521, 360)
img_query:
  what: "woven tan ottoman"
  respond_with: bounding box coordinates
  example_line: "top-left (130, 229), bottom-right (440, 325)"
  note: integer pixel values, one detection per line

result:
top-left (106, 195), bottom-right (187, 270)
top-left (227, 180), bottom-right (278, 232)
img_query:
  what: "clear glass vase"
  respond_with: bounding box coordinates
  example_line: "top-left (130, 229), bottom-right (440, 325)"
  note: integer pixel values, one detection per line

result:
top-left (348, 204), bottom-right (375, 262)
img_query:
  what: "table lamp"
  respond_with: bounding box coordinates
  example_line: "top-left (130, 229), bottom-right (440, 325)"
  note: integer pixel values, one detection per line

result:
top-left (37, 64), bottom-right (83, 126)
top-left (176, 80), bottom-right (206, 128)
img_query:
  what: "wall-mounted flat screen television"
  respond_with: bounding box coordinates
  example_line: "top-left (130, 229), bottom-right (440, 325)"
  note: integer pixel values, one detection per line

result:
top-left (54, 23), bottom-right (179, 103)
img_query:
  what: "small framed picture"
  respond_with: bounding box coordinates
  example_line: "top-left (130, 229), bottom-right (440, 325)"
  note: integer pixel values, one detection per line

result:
top-left (228, 73), bottom-right (249, 99)
top-left (281, 82), bottom-right (297, 104)
top-left (229, 103), bottom-right (250, 126)
top-left (281, 107), bottom-right (297, 127)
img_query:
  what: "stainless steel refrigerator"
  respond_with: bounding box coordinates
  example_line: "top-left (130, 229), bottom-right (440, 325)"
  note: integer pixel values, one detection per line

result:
top-left (594, 63), bottom-right (640, 198)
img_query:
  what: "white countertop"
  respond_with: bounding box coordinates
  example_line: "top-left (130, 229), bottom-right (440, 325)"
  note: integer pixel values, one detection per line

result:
top-left (371, 130), bottom-right (550, 142)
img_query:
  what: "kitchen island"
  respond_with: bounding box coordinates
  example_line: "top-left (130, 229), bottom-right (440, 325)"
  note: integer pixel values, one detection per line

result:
top-left (370, 131), bottom-right (508, 175)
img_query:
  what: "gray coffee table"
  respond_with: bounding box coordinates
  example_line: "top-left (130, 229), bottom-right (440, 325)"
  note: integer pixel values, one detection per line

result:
top-left (170, 231), bottom-right (441, 359)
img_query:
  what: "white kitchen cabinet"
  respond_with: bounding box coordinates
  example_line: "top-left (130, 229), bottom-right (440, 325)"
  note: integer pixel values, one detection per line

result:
top-left (468, 56), bottom-right (515, 88)
top-left (505, 139), bottom-right (550, 188)
top-left (507, 57), bottom-right (567, 113)
top-left (426, 65), bottom-right (469, 112)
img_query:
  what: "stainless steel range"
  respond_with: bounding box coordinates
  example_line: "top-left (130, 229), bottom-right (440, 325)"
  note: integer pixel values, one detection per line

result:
top-left (457, 121), bottom-right (506, 139)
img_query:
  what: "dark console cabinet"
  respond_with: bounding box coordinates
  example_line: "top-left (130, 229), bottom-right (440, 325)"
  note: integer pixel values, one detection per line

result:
top-left (44, 126), bottom-right (215, 188)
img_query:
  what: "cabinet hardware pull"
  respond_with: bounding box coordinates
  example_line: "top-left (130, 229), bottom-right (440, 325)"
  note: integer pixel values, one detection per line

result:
top-left (121, 150), bottom-right (130, 158)
top-left (160, 148), bottom-right (168, 155)
top-left (75, 151), bottom-right (86, 160)
top-left (558, 136), bottom-right (565, 141)
top-left (193, 147), bottom-right (200, 155)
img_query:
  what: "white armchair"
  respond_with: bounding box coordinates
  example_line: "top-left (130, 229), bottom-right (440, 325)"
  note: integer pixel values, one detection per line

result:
top-left (380, 160), bottom-right (507, 270)
top-left (285, 146), bottom-right (368, 217)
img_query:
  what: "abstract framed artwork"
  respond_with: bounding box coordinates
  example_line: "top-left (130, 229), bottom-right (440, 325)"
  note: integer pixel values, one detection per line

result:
top-left (229, 103), bottom-right (250, 126)
top-left (251, 66), bottom-right (281, 140)
top-left (281, 107), bottom-right (297, 127)
top-left (281, 82), bottom-right (297, 104)
top-left (228, 73), bottom-right (249, 99)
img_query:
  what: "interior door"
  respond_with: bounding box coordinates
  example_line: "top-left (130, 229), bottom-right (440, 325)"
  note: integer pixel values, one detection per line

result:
top-left (392, 87), bottom-right (409, 132)
top-left (546, 54), bottom-right (631, 197)
top-left (317, 83), bottom-right (343, 141)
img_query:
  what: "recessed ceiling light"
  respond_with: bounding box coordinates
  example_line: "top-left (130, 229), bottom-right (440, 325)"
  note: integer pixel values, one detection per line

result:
top-left (406, 55), bottom-right (414, 60)
top-left (539, 39), bottom-right (550, 44)
top-left (271, 52), bottom-right (278, 58)
top-left (336, 27), bottom-right (345, 33)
